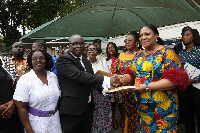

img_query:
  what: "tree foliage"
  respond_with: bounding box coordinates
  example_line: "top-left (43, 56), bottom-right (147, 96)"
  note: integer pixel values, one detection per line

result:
top-left (0, 0), bottom-right (88, 50)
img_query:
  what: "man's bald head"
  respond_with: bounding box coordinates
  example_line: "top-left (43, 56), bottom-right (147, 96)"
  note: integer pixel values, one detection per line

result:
top-left (11, 42), bottom-right (25, 58)
top-left (32, 40), bottom-right (47, 51)
top-left (68, 34), bottom-right (85, 57)
top-left (69, 34), bottom-right (84, 43)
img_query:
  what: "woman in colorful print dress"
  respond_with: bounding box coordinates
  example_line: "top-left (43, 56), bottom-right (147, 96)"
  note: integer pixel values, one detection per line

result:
top-left (111, 31), bottom-right (141, 133)
top-left (115, 24), bottom-right (189, 132)
top-left (178, 28), bottom-right (200, 133)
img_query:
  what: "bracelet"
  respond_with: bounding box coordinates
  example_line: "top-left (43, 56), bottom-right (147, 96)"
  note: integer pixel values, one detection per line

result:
top-left (194, 78), bottom-right (198, 83)
top-left (120, 75), bottom-right (125, 81)
top-left (146, 84), bottom-right (150, 92)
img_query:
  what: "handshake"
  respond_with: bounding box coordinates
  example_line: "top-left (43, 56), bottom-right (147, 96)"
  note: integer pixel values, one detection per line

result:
top-left (110, 74), bottom-right (125, 88)
top-left (108, 74), bottom-right (145, 93)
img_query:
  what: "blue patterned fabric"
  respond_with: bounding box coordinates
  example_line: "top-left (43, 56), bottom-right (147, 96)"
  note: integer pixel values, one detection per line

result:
top-left (179, 46), bottom-right (200, 82)
top-left (51, 56), bottom-right (58, 76)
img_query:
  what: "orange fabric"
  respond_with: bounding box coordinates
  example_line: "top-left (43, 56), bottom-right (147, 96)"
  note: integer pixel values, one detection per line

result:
top-left (11, 56), bottom-right (29, 76)
top-left (119, 52), bottom-right (135, 62)
top-left (124, 115), bottom-right (129, 133)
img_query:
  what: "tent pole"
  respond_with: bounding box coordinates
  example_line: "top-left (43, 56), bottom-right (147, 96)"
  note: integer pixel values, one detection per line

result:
top-left (108, 0), bottom-right (119, 38)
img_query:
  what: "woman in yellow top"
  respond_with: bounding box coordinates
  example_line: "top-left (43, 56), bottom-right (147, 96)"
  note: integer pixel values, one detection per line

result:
top-left (111, 31), bottom-right (142, 132)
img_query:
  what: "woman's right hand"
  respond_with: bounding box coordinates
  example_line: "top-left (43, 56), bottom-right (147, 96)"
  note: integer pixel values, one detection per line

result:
top-left (189, 78), bottom-right (196, 85)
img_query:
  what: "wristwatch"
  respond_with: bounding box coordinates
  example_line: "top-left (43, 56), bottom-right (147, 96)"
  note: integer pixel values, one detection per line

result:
top-left (146, 84), bottom-right (150, 92)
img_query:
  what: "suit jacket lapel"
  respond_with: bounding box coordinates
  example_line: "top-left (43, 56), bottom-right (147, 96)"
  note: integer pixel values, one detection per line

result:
top-left (82, 57), bottom-right (90, 73)
top-left (68, 52), bottom-right (85, 71)
top-left (82, 57), bottom-right (94, 74)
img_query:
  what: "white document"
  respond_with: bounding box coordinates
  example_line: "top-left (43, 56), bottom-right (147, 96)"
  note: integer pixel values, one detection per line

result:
top-left (184, 63), bottom-right (200, 89)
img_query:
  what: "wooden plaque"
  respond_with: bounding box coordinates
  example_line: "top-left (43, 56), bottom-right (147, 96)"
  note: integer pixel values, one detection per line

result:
top-left (105, 86), bottom-right (136, 94)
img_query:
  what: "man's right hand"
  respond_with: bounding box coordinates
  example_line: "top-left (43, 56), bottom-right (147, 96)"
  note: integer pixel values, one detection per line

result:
top-left (110, 76), bottom-right (120, 87)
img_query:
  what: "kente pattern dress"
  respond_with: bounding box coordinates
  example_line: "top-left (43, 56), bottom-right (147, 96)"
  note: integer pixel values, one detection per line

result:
top-left (111, 52), bottom-right (137, 133)
top-left (125, 47), bottom-right (188, 132)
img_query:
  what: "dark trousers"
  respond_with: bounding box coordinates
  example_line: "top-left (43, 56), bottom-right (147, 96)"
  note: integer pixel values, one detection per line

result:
top-left (179, 85), bottom-right (200, 133)
top-left (0, 112), bottom-right (24, 133)
top-left (60, 103), bottom-right (93, 133)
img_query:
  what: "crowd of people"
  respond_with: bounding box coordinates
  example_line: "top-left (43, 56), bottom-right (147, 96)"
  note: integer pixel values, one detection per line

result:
top-left (0, 24), bottom-right (200, 133)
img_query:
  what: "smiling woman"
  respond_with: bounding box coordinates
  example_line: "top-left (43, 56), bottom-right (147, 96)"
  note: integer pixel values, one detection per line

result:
top-left (110, 31), bottom-right (141, 133)
top-left (113, 24), bottom-right (189, 132)
top-left (27, 49), bottom-right (53, 71)
top-left (13, 49), bottom-right (62, 133)
top-left (87, 43), bottom-right (112, 133)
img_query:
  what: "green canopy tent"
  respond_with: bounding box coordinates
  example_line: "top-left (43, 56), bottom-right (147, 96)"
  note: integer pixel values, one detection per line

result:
top-left (20, 0), bottom-right (200, 44)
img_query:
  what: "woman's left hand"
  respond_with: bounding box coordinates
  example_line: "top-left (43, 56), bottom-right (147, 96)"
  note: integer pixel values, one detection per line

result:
top-left (2, 100), bottom-right (16, 119)
top-left (188, 78), bottom-right (196, 85)
top-left (133, 84), bottom-right (146, 93)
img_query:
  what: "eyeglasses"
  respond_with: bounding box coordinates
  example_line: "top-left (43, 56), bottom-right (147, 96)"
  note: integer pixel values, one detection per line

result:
top-left (87, 48), bottom-right (97, 52)
top-left (124, 39), bottom-right (132, 43)
top-left (70, 42), bottom-right (85, 47)
top-left (32, 56), bottom-right (45, 61)
top-left (13, 46), bottom-right (24, 49)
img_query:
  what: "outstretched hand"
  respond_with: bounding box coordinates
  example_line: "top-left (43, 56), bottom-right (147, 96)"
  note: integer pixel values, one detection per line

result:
top-left (133, 84), bottom-right (146, 93)
top-left (110, 75), bottom-right (120, 87)
top-left (114, 74), bottom-right (124, 82)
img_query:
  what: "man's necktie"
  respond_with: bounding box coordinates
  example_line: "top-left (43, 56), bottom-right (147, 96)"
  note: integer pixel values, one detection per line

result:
top-left (76, 57), bottom-right (80, 62)
top-left (0, 59), bottom-right (2, 66)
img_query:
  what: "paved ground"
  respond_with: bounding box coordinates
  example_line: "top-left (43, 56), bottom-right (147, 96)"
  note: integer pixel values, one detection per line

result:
top-left (112, 105), bottom-right (198, 133)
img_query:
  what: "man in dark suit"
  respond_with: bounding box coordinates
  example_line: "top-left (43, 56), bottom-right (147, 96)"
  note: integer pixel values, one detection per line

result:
top-left (57, 34), bottom-right (119, 133)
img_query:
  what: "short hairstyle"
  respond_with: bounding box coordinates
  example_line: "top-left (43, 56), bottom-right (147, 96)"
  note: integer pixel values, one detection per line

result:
top-left (12, 42), bottom-right (24, 48)
top-left (106, 42), bottom-right (118, 61)
top-left (181, 26), bottom-right (192, 36)
top-left (139, 24), bottom-right (164, 45)
top-left (33, 40), bottom-right (47, 50)
top-left (27, 49), bottom-right (53, 70)
top-left (88, 43), bottom-right (101, 54)
top-left (87, 43), bottom-right (98, 51)
top-left (183, 28), bottom-right (200, 46)
top-left (93, 39), bottom-right (101, 44)
top-left (128, 31), bottom-right (143, 49)
top-left (62, 48), bottom-right (69, 55)
top-left (128, 31), bottom-right (139, 43)
top-left (69, 34), bottom-right (83, 43)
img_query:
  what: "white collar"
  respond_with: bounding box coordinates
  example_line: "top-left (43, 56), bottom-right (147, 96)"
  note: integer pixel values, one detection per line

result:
top-left (70, 52), bottom-right (83, 60)
top-left (30, 69), bottom-right (54, 84)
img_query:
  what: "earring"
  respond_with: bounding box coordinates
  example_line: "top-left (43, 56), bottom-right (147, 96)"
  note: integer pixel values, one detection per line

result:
top-left (137, 42), bottom-right (139, 47)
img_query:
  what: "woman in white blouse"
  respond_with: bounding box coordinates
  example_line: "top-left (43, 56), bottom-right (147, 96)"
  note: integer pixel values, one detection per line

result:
top-left (14, 49), bottom-right (62, 133)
